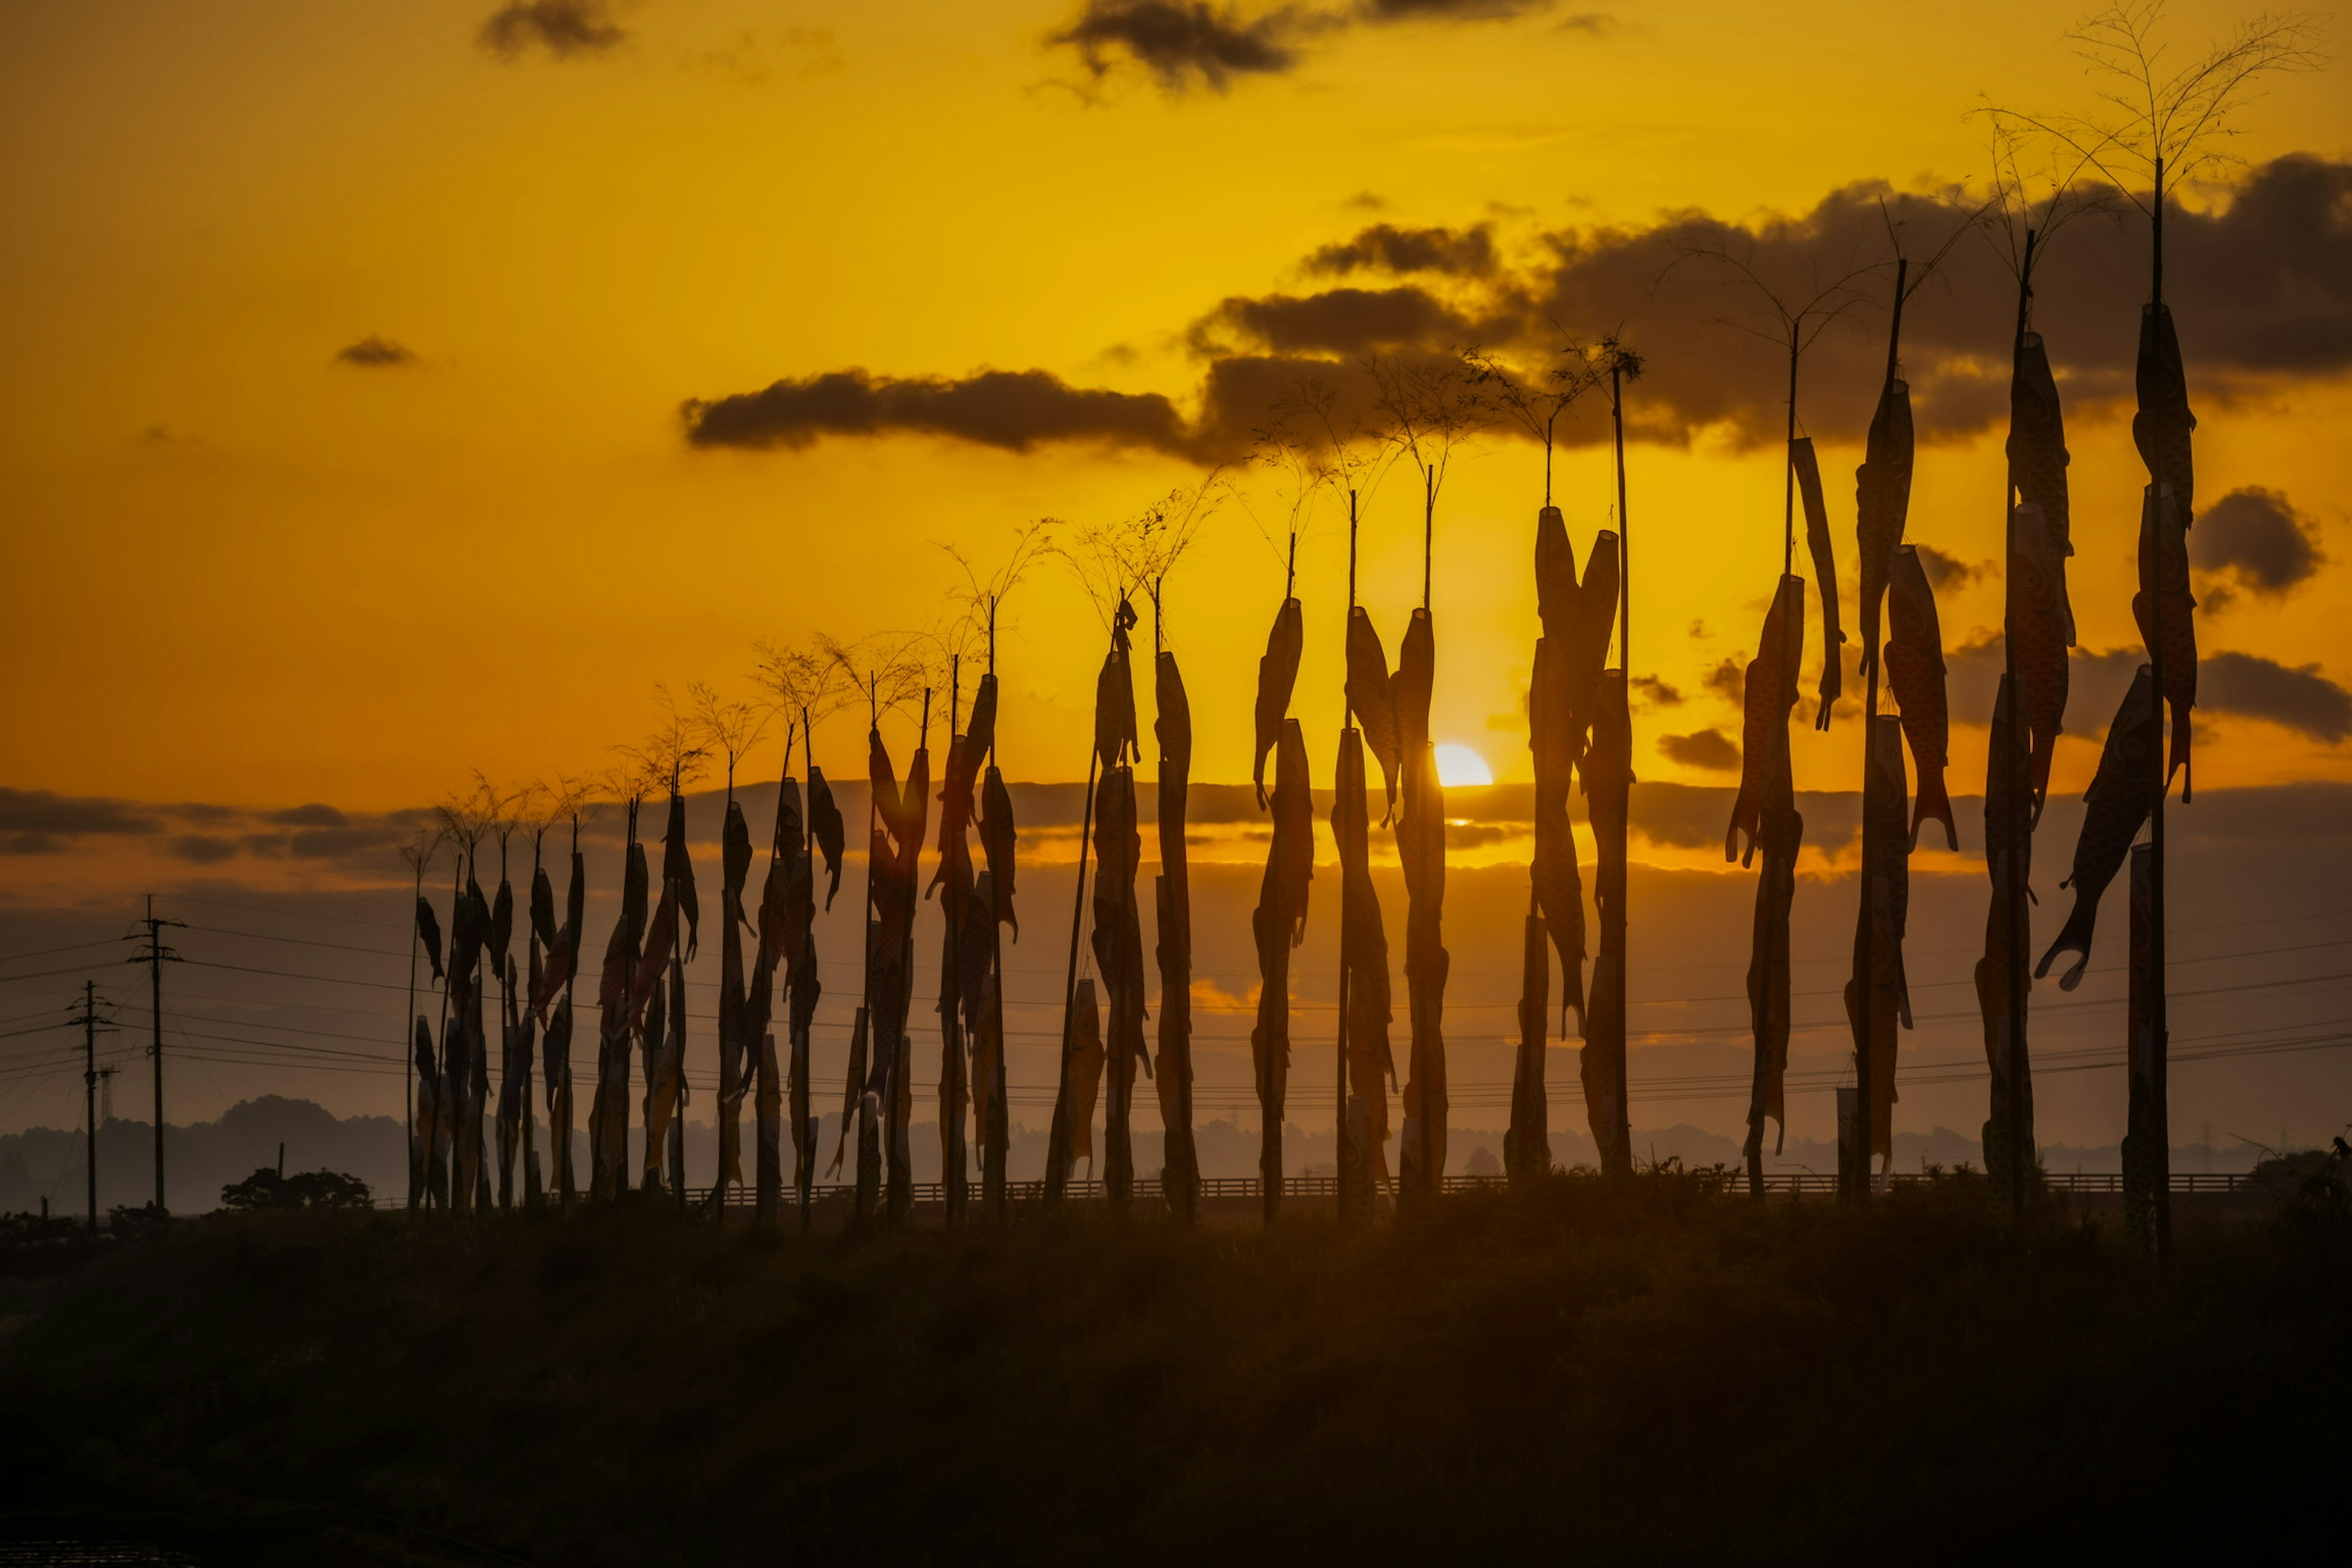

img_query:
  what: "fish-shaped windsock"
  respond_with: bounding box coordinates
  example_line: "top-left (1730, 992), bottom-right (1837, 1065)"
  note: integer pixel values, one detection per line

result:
top-left (1268, 719), bottom-right (1314, 946)
top-left (1392, 608), bottom-right (1436, 758)
top-left (1156, 649), bottom-right (1191, 791)
top-left (1333, 726), bottom-right (1396, 1074)
top-left (540, 997), bottom-right (571, 1116)
top-left (1535, 505), bottom-right (1578, 641)
top-left (1791, 438), bottom-right (1845, 729)
top-left (2132, 304), bottom-right (2196, 534)
top-left (2133, 484), bottom-right (2198, 799)
top-left (1095, 598), bottom-right (1140, 772)
top-left (2007, 503), bottom-right (2072, 818)
top-left (1725, 575), bottom-right (1806, 865)
top-left (1252, 597), bottom-right (1304, 807)
top-left (529, 865), bottom-right (557, 957)
top-left (979, 766), bottom-right (1017, 937)
top-left (662, 791), bottom-right (698, 961)
top-left (965, 673), bottom-right (998, 767)
top-left (413, 1014), bottom-right (437, 1080)
top-left (894, 741), bottom-right (930, 882)
top-left (2133, 301), bottom-right (2197, 799)
top-left (595, 840), bottom-right (647, 1031)
top-left (1853, 375), bottom-right (1914, 682)
top-left (808, 767), bottom-right (845, 911)
top-left (489, 875), bottom-right (514, 989)
top-left (1062, 981), bottom-right (1106, 1174)
top-left (723, 798), bottom-right (753, 921)
top-left (1346, 608), bottom-right (1402, 813)
top-left (2035, 665), bottom-right (2160, 991)
top-left (2008, 330), bottom-right (2076, 645)
top-left (415, 895), bottom-right (445, 985)
top-left (1528, 636), bottom-right (1586, 1022)
top-left (622, 837), bottom-right (649, 950)
top-left (758, 781), bottom-right (810, 973)
top-left (451, 876), bottom-right (491, 991)
top-left (628, 888), bottom-right (677, 1033)
top-left (564, 846), bottom-right (584, 962)
top-left (1982, 674), bottom-right (2032, 914)
top-left (1884, 546), bottom-right (1956, 851)
top-left (1565, 532), bottom-right (1619, 753)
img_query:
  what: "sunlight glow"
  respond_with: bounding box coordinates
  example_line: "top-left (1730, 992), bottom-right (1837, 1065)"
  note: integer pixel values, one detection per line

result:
top-left (1433, 743), bottom-right (1493, 788)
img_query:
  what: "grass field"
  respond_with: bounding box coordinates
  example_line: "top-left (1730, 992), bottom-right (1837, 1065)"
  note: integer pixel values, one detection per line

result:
top-left (5, 1167), bottom-right (2349, 1564)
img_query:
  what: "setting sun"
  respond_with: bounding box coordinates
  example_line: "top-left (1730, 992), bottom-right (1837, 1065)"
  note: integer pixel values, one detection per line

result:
top-left (1433, 743), bottom-right (1493, 788)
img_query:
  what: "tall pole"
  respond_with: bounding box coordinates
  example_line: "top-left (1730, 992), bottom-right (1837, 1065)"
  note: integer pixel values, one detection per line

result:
top-left (1044, 745), bottom-right (1101, 1205)
top-left (2006, 229), bottom-right (2038, 1224)
top-left (85, 982), bottom-right (99, 1227)
top-left (74, 982), bottom-right (115, 1229)
top-left (944, 657), bottom-right (967, 1226)
top-left (1783, 338), bottom-right (1800, 575)
top-left (2147, 157), bottom-right (2172, 1259)
top-left (405, 860), bottom-right (420, 1209)
top-left (984, 617), bottom-right (1010, 1222)
top-left (132, 895), bottom-right (181, 1214)
top-left (1608, 358), bottom-right (1634, 1171)
top-left (1855, 258), bottom-right (1907, 1200)
top-left (1345, 484), bottom-right (1364, 1222)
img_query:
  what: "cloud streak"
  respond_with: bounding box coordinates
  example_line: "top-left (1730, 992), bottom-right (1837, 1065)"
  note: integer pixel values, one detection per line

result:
top-left (477, 1), bottom-right (627, 62)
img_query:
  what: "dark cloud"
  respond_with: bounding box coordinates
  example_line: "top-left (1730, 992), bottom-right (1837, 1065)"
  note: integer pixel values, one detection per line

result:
top-left (2192, 486), bottom-right (2325, 605)
top-left (1305, 223), bottom-right (1500, 279)
top-left (1914, 543), bottom-right (1991, 590)
top-left (1700, 656), bottom-right (1743, 706)
top-left (681, 368), bottom-right (1193, 456)
top-left (2202, 652), bottom-right (2352, 743)
top-left (287, 827), bottom-right (396, 861)
top-left (269, 803), bottom-right (348, 828)
top-left (1631, 674), bottom-right (1683, 709)
top-left (1049, 1), bottom-right (1306, 92)
top-left (1050, 0), bottom-right (1572, 94)
top-left (690, 155), bottom-right (2352, 463)
top-left (0, 789), bottom-right (157, 837)
top-left (333, 336), bottom-right (415, 368)
top-left (1555, 9), bottom-right (1617, 32)
top-left (1358, 0), bottom-right (1552, 23)
top-left (1945, 631), bottom-right (2143, 741)
top-left (1191, 285), bottom-right (1487, 356)
top-left (168, 835), bottom-right (240, 865)
top-left (1, 832), bottom-right (65, 856)
top-left (477, 1), bottom-right (626, 61)
top-left (1657, 729), bottom-right (1740, 771)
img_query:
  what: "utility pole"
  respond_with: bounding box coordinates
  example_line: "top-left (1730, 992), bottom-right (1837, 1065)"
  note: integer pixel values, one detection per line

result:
top-left (71, 982), bottom-right (119, 1230)
top-left (131, 895), bottom-right (183, 1214)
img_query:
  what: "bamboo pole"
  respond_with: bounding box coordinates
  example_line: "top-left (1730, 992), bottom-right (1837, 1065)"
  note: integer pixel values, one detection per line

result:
top-left (1853, 258), bottom-right (1907, 1200)
top-left (1044, 746), bottom-right (1101, 1207)
top-left (2146, 158), bottom-right (2173, 1261)
top-left (405, 860), bottom-right (421, 1214)
top-left (2005, 228), bottom-right (2039, 1224)
top-left (944, 662), bottom-right (968, 1226)
top-left (1606, 356), bottom-right (1634, 1174)
top-left (1336, 489), bottom-right (1359, 1222)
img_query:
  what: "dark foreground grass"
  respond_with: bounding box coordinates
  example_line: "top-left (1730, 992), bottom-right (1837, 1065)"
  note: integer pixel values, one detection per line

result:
top-left (5, 1170), bottom-right (2349, 1564)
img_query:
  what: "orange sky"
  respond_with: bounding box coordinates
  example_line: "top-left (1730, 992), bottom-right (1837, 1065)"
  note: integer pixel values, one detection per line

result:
top-left (2, 0), bottom-right (2348, 816)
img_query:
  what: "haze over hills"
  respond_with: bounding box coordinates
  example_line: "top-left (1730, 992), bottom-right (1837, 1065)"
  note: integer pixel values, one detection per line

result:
top-left (6, 778), bottom-right (2350, 1181)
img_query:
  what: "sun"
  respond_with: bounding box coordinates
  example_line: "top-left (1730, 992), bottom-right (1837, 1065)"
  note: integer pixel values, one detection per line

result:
top-left (1433, 743), bottom-right (1493, 788)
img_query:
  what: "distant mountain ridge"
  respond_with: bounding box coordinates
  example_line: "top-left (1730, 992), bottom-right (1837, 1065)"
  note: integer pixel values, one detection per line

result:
top-left (0, 1096), bottom-right (2271, 1216)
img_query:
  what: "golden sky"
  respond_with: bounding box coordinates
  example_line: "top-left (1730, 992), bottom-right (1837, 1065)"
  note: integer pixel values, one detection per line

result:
top-left (3, 0), bottom-right (2348, 815)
